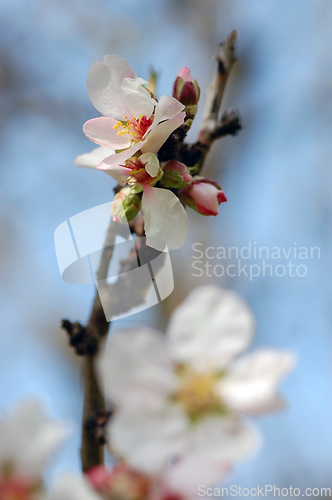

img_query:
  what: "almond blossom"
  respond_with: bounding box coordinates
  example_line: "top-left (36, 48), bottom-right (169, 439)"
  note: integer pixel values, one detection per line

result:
top-left (0, 399), bottom-right (70, 500)
top-left (78, 148), bottom-right (189, 251)
top-left (78, 55), bottom-right (185, 176)
top-left (98, 286), bottom-right (295, 474)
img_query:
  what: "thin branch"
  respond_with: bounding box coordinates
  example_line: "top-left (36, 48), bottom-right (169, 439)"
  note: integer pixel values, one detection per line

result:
top-left (178, 31), bottom-right (240, 174)
top-left (199, 30), bottom-right (238, 144)
top-left (79, 221), bottom-right (118, 472)
top-left (61, 215), bottom-right (166, 471)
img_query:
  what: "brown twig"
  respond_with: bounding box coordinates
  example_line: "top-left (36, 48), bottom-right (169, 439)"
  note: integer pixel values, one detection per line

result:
top-left (199, 30), bottom-right (238, 143)
top-left (79, 220), bottom-right (119, 471)
top-left (61, 214), bottom-right (167, 471)
top-left (179, 31), bottom-right (240, 173)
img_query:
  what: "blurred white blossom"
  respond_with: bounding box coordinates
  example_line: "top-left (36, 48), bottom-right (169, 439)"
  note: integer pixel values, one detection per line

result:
top-left (98, 286), bottom-right (295, 474)
top-left (0, 398), bottom-right (70, 499)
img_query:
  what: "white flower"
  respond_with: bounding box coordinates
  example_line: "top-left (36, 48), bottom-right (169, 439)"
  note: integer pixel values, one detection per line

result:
top-left (0, 398), bottom-right (70, 498)
top-left (98, 286), bottom-right (295, 474)
top-left (76, 55), bottom-right (185, 175)
top-left (74, 55), bottom-right (188, 251)
top-left (113, 152), bottom-right (189, 251)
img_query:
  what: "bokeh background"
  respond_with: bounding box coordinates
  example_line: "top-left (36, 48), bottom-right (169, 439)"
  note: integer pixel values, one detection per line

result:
top-left (1, 0), bottom-right (332, 496)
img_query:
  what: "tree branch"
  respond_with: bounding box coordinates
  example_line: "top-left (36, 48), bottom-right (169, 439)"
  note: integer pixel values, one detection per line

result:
top-left (199, 30), bottom-right (238, 144)
top-left (177, 31), bottom-right (240, 174)
top-left (61, 215), bottom-right (167, 471)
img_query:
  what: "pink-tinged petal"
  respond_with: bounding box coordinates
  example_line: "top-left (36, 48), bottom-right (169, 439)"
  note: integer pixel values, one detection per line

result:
top-left (142, 187), bottom-right (189, 251)
top-left (87, 55), bottom-right (136, 119)
top-left (108, 406), bottom-right (188, 474)
top-left (141, 112), bottom-right (185, 154)
top-left (121, 78), bottom-right (156, 119)
top-left (97, 143), bottom-right (143, 184)
top-left (83, 117), bottom-right (132, 149)
top-left (97, 328), bottom-right (177, 405)
top-left (167, 286), bottom-right (255, 371)
top-left (218, 349), bottom-right (296, 415)
top-left (177, 67), bottom-right (193, 81)
top-left (74, 146), bottom-right (114, 169)
top-left (153, 95), bottom-right (185, 126)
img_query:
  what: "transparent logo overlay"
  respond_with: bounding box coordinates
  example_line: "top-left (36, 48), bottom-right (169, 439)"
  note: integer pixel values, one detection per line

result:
top-left (54, 202), bottom-right (174, 321)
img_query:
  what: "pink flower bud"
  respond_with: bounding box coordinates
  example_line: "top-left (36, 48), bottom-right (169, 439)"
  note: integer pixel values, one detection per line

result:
top-left (87, 465), bottom-right (112, 493)
top-left (172, 67), bottom-right (200, 111)
top-left (181, 178), bottom-right (227, 216)
top-left (160, 160), bottom-right (192, 189)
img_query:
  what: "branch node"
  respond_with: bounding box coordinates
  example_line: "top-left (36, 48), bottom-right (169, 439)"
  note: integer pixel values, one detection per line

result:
top-left (85, 410), bottom-right (114, 446)
top-left (61, 319), bottom-right (99, 356)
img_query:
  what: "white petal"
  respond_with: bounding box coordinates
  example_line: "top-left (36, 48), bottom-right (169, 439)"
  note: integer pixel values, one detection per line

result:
top-left (140, 112), bottom-right (185, 154)
top-left (167, 286), bottom-right (255, 371)
top-left (166, 455), bottom-right (231, 496)
top-left (219, 349), bottom-right (295, 415)
top-left (83, 117), bottom-right (132, 149)
top-left (74, 146), bottom-right (113, 169)
top-left (140, 152), bottom-right (160, 177)
top-left (50, 473), bottom-right (100, 500)
top-left (243, 394), bottom-right (286, 416)
top-left (142, 187), bottom-right (189, 251)
top-left (108, 406), bottom-right (188, 474)
top-left (87, 55), bottom-right (136, 119)
top-left (153, 95), bottom-right (185, 125)
top-left (0, 399), bottom-right (70, 478)
top-left (188, 417), bottom-right (260, 463)
top-left (97, 328), bottom-right (177, 405)
top-left (121, 78), bottom-right (156, 119)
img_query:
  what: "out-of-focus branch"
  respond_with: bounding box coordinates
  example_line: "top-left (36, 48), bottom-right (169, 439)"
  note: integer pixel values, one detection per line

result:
top-left (179, 31), bottom-right (241, 173)
top-left (199, 30), bottom-right (238, 140)
top-left (61, 215), bottom-right (166, 472)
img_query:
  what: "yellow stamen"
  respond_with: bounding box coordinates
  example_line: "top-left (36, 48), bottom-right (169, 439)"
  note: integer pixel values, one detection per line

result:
top-left (173, 371), bottom-right (225, 419)
top-left (113, 121), bottom-right (123, 130)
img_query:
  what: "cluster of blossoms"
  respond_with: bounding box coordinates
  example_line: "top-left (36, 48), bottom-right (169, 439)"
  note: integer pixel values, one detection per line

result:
top-left (75, 56), bottom-right (227, 250)
top-left (8, 54), bottom-right (295, 500)
top-left (2, 287), bottom-right (295, 500)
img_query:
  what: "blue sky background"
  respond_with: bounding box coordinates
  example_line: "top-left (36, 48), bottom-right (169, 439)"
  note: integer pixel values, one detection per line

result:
top-left (0, 0), bottom-right (332, 495)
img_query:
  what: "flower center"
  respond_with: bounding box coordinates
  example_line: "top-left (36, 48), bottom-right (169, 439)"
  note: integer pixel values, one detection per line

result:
top-left (173, 370), bottom-right (226, 420)
top-left (113, 115), bottom-right (154, 143)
